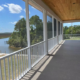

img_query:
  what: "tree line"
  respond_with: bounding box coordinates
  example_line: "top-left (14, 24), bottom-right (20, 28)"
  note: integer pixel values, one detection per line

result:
top-left (8, 15), bottom-right (53, 48)
top-left (63, 25), bottom-right (80, 39)
top-left (8, 15), bottom-right (44, 48)
top-left (63, 25), bottom-right (80, 34)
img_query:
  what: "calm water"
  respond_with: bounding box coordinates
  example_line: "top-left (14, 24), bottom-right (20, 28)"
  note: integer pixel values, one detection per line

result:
top-left (0, 38), bottom-right (20, 54)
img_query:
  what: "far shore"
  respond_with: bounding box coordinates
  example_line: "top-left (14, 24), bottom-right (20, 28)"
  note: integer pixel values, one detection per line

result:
top-left (10, 46), bottom-right (22, 49)
top-left (0, 53), bottom-right (7, 57)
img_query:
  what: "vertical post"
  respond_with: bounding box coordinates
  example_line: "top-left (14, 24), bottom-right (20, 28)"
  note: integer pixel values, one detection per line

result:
top-left (60, 22), bottom-right (61, 41)
top-left (52, 16), bottom-right (54, 38)
top-left (8, 58), bottom-right (10, 80)
top-left (0, 60), bottom-right (2, 80)
top-left (25, 0), bottom-right (31, 69)
top-left (11, 56), bottom-right (13, 80)
top-left (56, 20), bottom-right (59, 44)
top-left (43, 10), bottom-right (48, 55)
top-left (14, 55), bottom-right (16, 80)
top-left (60, 22), bottom-right (61, 35)
top-left (62, 23), bottom-right (63, 40)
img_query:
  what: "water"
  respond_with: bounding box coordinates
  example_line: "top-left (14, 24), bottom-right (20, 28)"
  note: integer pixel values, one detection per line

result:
top-left (0, 38), bottom-right (20, 54)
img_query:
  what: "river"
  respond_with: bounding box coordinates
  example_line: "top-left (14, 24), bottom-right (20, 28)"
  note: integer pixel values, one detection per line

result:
top-left (0, 38), bottom-right (20, 54)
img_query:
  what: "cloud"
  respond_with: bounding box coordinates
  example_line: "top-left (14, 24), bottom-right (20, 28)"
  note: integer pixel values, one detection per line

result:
top-left (3, 4), bottom-right (8, 7)
top-left (0, 6), bottom-right (4, 11)
top-left (10, 21), bottom-right (17, 24)
top-left (20, 15), bottom-right (24, 18)
top-left (7, 3), bottom-right (22, 13)
top-left (32, 6), bottom-right (36, 10)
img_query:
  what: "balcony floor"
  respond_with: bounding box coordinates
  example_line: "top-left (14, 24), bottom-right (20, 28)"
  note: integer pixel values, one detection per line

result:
top-left (37, 40), bottom-right (80, 80)
top-left (21, 40), bottom-right (80, 80)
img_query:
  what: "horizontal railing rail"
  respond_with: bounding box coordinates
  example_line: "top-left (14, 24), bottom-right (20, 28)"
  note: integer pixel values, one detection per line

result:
top-left (0, 47), bottom-right (29, 80)
top-left (0, 47), bottom-right (29, 60)
top-left (0, 35), bottom-right (63, 80)
top-left (31, 41), bottom-right (45, 47)
top-left (0, 40), bottom-right (46, 80)
top-left (64, 34), bottom-right (80, 35)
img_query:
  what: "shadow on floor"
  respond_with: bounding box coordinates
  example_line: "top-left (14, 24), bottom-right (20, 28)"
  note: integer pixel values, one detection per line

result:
top-left (20, 41), bottom-right (64, 80)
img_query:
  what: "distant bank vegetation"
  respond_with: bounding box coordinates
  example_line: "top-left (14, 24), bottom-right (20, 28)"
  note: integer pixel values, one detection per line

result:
top-left (0, 33), bottom-right (12, 39)
top-left (63, 25), bottom-right (80, 34)
top-left (0, 15), bottom-right (54, 48)
top-left (63, 25), bottom-right (80, 39)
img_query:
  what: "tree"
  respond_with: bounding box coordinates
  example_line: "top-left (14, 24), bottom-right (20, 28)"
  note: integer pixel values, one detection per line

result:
top-left (63, 25), bottom-right (80, 34)
top-left (29, 15), bottom-right (43, 44)
top-left (8, 18), bottom-right (27, 47)
top-left (8, 15), bottom-right (43, 47)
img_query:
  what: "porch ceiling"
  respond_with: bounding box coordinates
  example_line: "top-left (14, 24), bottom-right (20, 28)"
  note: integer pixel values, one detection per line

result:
top-left (42, 0), bottom-right (80, 21)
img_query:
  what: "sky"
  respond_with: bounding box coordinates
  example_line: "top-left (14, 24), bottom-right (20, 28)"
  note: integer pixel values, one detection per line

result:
top-left (0, 0), bottom-right (43, 33)
top-left (63, 22), bottom-right (80, 27)
top-left (0, 0), bottom-right (80, 33)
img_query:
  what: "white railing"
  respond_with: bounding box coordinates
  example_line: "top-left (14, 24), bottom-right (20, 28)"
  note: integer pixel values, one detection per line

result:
top-left (63, 34), bottom-right (80, 40)
top-left (0, 41), bottom-right (45, 80)
top-left (59, 34), bottom-right (62, 43)
top-left (31, 41), bottom-right (45, 67)
top-left (0, 35), bottom-right (63, 80)
top-left (0, 47), bottom-right (29, 80)
top-left (48, 36), bottom-right (57, 52)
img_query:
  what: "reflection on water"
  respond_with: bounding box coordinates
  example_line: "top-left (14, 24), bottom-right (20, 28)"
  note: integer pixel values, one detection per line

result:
top-left (0, 38), bottom-right (20, 54)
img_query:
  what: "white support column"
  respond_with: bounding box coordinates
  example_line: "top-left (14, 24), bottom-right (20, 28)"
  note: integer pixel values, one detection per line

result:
top-left (25, 0), bottom-right (31, 69)
top-left (56, 20), bottom-right (59, 44)
top-left (43, 9), bottom-right (48, 55)
top-left (60, 22), bottom-right (61, 35)
top-left (62, 23), bottom-right (63, 40)
top-left (52, 16), bottom-right (54, 38)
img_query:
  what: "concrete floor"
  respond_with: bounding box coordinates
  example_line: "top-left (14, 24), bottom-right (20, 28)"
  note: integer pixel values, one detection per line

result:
top-left (21, 40), bottom-right (80, 80)
top-left (37, 40), bottom-right (80, 80)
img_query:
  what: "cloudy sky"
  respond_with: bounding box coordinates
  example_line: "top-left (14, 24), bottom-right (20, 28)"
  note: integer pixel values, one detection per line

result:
top-left (0, 0), bottom-right (80, 33)
top-left (0, 0), bottom-right (43, 33)
top-left (63, 22), bottom-right (80, 27)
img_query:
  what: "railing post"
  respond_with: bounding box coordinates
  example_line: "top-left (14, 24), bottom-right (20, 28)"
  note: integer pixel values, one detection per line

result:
top-left (0, 60), bottom-right (2, 80)
top-left (60, 22), bottom-right (61, 41)
top-left (25, 0), bottom-right (31, 69)
top-left (43, 10), bottom-right (48, 55)
top-left (60, 22), bottom-right (61, 35)
top-left (62, 23), bottom-right (63, 40)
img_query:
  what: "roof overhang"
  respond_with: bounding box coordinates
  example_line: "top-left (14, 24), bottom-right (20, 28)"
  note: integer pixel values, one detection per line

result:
top-left (23, 0), bottom-right (63, 23)
top-left (42, 0), bottom-right (80, 22)
top-left (23, 0), bottom-right (80, 23)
